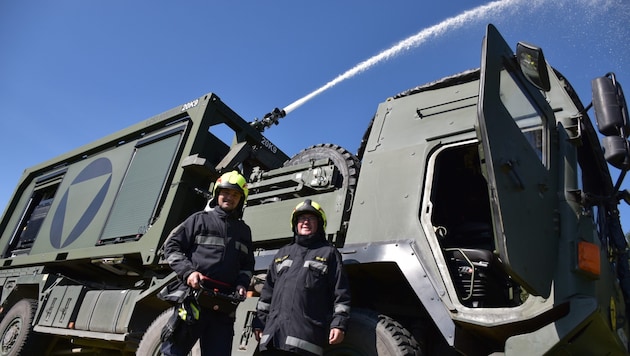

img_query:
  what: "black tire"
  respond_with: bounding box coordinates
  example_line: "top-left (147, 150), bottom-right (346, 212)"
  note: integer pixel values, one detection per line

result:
top-left (325, 309), bottom-right (423, 356)
top-left (136, 307), bottom-right (201, 356)
top-left (284, 143), bottom-right (360, 192)
top-left (285, 144), bottom-right (360, 237)
top-left (0, 299), bottom-right (50, 356)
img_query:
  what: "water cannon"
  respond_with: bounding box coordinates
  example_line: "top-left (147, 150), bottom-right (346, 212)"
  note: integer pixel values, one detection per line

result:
top-left (193, 187), bottom-right (213, 200)
top-left (251, 107), bottom-right (287, 132)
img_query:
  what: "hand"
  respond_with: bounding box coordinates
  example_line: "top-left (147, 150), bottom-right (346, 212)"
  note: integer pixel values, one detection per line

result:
top-left (187, 271), bottom-right (203, 289)
top-left (329, 328), bottom-right (345, 344)
top-left (254, 329), bottom-right (263, 342)
top-left (236, 285), bottom-right (247, 297)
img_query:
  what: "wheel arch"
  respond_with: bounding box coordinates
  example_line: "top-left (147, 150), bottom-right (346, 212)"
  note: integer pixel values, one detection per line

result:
top-left (1, 282), bottom-right (40, 316)
top-left (326, 307), bottom-right (424, 355)
top-left (126, 274), bottom-right (179, 337)
top-left (340, 240), bottom-right (456, 350)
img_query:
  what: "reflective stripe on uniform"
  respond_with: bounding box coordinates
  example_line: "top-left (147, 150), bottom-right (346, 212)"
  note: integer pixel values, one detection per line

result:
top-left (285, 336), bottom-right (323, 356)
top-left (276, 259), bottom-right (293, 273)
top-left (303, 260), bottom-right (328, 274)
top-left (235, 241), bottom-right (249, 254)
top-left (195, 235), bottom-right (225, 246)
top-left (166, 251), bottom-right (187, 265)
top-left (334, 303), bottom-right (351, 314)
top-left (257, 300), bottom-right (270, 312)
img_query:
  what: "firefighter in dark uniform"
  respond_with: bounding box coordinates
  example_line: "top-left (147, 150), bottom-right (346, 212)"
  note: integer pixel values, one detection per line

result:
top-left (254, 199), bottom-right (351, 355)
top-left (160, 170), bottom-right (254, 356)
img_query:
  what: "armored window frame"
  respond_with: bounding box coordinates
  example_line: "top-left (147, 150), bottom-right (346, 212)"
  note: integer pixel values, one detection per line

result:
top-left (498, 69), bottom-right (546, 164)
top-left (3, 169), bottom-right (66, 257)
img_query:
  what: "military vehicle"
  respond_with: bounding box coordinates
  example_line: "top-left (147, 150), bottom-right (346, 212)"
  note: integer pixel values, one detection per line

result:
top-left (0, 24), bottom-right (628, 355)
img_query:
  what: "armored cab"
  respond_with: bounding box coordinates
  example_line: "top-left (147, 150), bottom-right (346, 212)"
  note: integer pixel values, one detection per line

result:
top-left (0, 24), bottom-right (628, 355)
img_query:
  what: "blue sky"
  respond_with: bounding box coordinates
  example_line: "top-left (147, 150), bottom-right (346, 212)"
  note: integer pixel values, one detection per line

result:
top-left (1, 0), bottom-right (629, 232)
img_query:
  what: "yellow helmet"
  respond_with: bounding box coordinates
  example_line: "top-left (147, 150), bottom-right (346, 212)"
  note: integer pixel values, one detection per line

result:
top-left (213, 171), bottom-right (248, 201)
top-left (291, 199), bottom-right (327, 231)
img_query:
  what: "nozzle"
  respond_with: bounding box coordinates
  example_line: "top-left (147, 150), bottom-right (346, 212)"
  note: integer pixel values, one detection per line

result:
top-left (251, 107), bottom-right (286, 132)
top-left (193, 187), bottom-right (213, 200)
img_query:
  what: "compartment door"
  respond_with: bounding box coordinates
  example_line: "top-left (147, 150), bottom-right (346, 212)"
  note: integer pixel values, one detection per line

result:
top-left (476, 24), bottom-right (559, 298)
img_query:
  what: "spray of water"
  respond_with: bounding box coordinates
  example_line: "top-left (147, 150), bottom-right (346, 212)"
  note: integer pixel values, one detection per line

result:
top-left (283, 0), bottom-right (529, 115)
top-left (281, 0), bottom-right (628, 116)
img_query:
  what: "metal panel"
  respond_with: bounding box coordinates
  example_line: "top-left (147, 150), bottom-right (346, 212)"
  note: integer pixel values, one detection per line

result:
top-left (74, 290), bottom-right (100, 330)
top-left (39, 286), bottom-right (67, 327)
top-left (88, 290), bottom-right (128, 333)
top-left (52, 285), bottom-right (87, 328)
top-left (115, 289), bottom-right (141, 333)
top-left (100, 130), bottom-right (183, 242)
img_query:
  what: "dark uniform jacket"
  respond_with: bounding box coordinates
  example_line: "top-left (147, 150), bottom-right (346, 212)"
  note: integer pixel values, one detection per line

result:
top-left (255, 235), bottom-right (351, 356)
top-left (161, 206), bottom-right (254, 303)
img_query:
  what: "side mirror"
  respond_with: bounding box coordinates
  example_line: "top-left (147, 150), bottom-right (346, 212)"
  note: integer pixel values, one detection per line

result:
top-left (592, 73), bottom-right (630, 169)
top-left (516, 42), bottom-right (550, 92)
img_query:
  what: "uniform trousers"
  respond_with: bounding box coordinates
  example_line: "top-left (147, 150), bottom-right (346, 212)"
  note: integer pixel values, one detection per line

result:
top-left (161, 308), bottom-right (235, 356)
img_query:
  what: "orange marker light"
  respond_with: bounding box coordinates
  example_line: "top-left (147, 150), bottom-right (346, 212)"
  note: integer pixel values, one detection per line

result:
top-left (578, 241), bottom-right (600, 276)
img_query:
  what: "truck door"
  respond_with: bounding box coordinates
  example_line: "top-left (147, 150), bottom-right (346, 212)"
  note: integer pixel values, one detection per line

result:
top-left (476, 24), bottom-right (559, 298)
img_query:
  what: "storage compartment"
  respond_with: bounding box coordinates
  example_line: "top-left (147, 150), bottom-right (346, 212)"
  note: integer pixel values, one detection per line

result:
top-left (38, 285), bottom-right (86, 328)
top-left (74, 289), bottom-right (141, 333)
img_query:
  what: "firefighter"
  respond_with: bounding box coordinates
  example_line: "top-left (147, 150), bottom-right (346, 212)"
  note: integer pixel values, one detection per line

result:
top-left (254, 199), bottom-right (351, 355)
top-left (159, 170), bottom-right (255, 356)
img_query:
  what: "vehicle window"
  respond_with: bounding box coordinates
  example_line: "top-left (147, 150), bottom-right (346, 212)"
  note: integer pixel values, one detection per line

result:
top-left (3, 171), bottom-right (64, 257)
top-left (499, 70), bottom-right (545, 163)
top-left (98, 128), bottom-right (184, 244)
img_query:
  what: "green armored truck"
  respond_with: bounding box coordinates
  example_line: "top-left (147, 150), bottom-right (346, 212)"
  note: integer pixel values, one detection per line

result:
top-left (0, 24), bottom-right (628, 355)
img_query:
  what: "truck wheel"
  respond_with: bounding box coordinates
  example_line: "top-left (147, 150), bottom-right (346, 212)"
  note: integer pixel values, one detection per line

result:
top-left (285, 144), bottom-right (360, 235)
top-left (325, 309), bottom-right (423, 356)
top-left (285, 143), bottom-right (360, 191)
top-left (136, 307), bottom-right (201, 356)
top-left (0, 299), bottom-right (49, 355)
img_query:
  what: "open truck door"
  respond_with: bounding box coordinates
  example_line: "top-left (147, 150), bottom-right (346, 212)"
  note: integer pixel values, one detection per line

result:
top-left (476, 24), bottom-right (560, 298)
